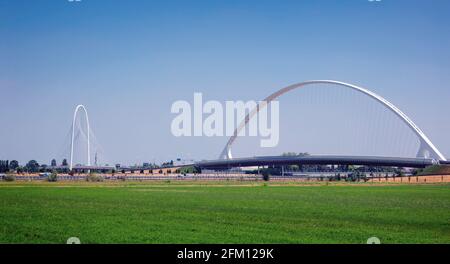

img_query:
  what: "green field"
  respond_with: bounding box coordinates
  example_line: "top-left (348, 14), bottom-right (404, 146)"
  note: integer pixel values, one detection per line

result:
top-left (0, 181), bottom-right (449, 244)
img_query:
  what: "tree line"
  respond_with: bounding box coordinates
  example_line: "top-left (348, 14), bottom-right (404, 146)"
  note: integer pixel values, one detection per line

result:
top-left (0, 159), bottom-right (68, 173)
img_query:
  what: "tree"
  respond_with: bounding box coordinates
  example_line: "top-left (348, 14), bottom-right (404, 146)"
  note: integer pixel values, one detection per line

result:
top-left (0, 160), bottom-right (9, 173)
top-left (16, 166), bottom-right (24, 174)
top-left (51, 159), bottom-right (57, 167)
top-left (395, 168), bottom-right (405, 177)
top-left (9, 160), bottom-right (19, 171)
top-left (262, 170), bottom-right (270, 181)
top-left (25, 160), bottom-right (39, 173)
top-left (179, 166), bottom-right (200, 175)
top-left (62, 159), bottom-right (68, 166)
top-left (39, 164), bottom-right (48, 173)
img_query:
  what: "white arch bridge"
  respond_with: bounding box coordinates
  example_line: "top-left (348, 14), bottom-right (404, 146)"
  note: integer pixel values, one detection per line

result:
top-left (67, 104), bottom-right (112, 171)
top-left (70, 104), bottom-right (91, 171)
top-left (207, 80), bottom-right (448, 167)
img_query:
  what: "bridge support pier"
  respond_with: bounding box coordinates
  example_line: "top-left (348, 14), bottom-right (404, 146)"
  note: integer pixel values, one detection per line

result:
top-left (417, 140), bottom-right (432, 159)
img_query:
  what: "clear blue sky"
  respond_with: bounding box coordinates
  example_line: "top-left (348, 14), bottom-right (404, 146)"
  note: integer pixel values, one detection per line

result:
top-left (1, 0), bottom-right (449, 165)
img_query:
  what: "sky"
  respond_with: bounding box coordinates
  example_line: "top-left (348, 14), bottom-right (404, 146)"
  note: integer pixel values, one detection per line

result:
top-left (1, 0), bottom-right (450, 165)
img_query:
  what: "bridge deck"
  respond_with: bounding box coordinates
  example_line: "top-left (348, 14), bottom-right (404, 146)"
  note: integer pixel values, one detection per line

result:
top-left (195, 155), bottom-right (438, 169)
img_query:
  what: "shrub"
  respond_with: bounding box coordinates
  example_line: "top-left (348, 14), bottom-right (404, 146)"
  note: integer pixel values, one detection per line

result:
top-left (86, 173), bottom-right (104, 182)
top-left (117, 176), bottom-right (126, 181)
top-left (3, 173), bottom-right (16, 182)
top-left (262, 171), bottom-right (270, 181)
top-left (47, 171), bottom-right (58, 182)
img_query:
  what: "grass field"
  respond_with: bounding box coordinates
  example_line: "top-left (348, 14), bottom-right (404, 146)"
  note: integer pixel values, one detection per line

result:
top-left (0, 181), bottom-right (449, 244)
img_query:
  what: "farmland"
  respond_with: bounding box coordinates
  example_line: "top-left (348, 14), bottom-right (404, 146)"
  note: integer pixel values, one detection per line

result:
top-left (0, 181), bottom-right (448, 244)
